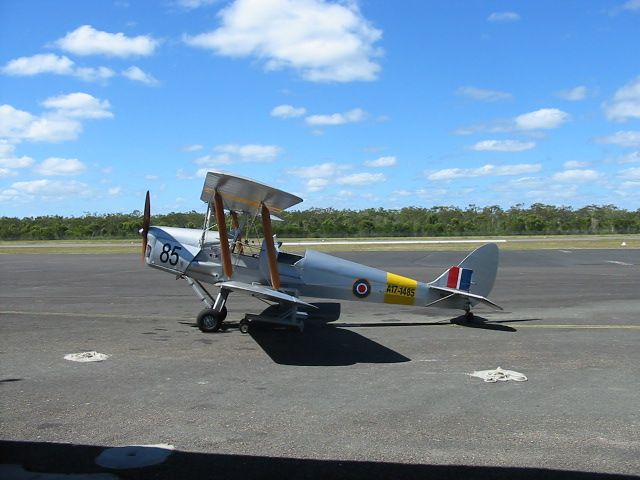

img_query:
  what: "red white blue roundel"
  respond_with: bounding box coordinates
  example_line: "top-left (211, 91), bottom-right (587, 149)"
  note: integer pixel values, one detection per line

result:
top-left (352, 278), bottom-right (371, 298)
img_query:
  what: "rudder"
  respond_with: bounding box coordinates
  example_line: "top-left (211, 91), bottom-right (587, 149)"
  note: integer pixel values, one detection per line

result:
top-left (431, 243), bottom-right (499, 298)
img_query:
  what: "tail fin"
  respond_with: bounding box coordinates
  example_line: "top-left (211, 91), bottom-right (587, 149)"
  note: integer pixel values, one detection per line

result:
top-left (430, 243), bottom-right (500, 308)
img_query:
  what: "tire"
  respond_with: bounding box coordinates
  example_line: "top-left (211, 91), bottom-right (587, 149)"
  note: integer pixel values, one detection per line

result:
top-left (197, 307), bottom-right (227, 333)
top-left (239, 320), bottom-right (250, 334)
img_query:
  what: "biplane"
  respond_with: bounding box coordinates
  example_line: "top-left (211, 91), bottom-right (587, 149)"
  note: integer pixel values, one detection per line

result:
top-left (140, 170), bottom-right (502, 333)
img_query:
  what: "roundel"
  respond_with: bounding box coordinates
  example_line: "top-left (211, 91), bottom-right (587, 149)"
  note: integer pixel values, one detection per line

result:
top-left (352, 278), bottom-right (371, 299)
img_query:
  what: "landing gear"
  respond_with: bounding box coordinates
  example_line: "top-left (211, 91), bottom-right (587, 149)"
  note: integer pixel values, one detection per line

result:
top-left (464, 307), bottom-right (474, 322)
top-left (197, 307), bottom-right (227, 333)
top-left (239, 319), bottom-right (250, 334)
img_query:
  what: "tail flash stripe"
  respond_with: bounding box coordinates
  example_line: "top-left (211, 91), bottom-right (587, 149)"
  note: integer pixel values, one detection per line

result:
top-left (446, 266), bottom-right (460, 288)
top-left (459, 268), bottom-right (473, 291)
top-left (446, 266), bottom-right (473, 291)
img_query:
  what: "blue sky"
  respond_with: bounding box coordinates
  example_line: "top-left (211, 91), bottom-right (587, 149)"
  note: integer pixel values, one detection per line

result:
top-left (1, 0), bottom-right (639, 217)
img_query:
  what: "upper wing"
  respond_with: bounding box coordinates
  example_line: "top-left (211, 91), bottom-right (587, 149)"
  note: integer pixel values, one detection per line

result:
top-left (201, 170), bottom-right (303, 214)
top-left (218, 280), bottom-right (317, 309)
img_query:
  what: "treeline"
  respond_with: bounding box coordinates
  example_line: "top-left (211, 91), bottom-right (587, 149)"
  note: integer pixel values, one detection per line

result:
top-left (1, 204), bottom-right (639, 241)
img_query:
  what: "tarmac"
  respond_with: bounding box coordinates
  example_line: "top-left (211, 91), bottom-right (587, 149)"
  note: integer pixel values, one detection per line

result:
top-left (1, 249), bottom-right (639, 479)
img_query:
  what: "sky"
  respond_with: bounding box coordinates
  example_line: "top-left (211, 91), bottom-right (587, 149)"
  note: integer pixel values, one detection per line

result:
top-left (1, 0), bottom-right (640, 218)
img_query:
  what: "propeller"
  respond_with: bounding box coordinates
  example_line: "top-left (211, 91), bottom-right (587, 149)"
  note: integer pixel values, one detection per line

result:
top-left (140, 191), bottom-right (151, 265)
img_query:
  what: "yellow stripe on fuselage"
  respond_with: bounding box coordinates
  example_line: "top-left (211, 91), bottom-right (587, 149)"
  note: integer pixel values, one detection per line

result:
top-left (385, 272), bottom-right (418, 305)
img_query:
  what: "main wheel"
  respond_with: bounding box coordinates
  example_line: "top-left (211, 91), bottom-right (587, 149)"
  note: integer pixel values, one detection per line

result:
top-left (239, 320), bottom-right (250, 334)
top-left (197, 307), bottom-right (227, 333)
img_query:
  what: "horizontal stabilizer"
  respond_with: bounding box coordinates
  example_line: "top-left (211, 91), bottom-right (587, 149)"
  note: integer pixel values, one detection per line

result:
top-left (218, 281), bottom-right (317, 308)
top-left (429, 285), bottom-right (503, 311)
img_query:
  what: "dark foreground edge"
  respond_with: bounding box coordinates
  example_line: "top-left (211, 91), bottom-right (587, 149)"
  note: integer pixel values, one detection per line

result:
top-left (1, 440), bottom-right (638, 480)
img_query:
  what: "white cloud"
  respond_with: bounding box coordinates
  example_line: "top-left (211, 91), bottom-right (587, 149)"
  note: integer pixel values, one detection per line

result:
top-left (364, 155), bottom-right (396, 167)
top-left (183, 0), bottom-right (382, 82)
top-left (0, 105), bottom-right (36, 137)
top-left (621, 0), bottom-right (640, 12)
top-left (41, 92), bottom-right (113, 119)
top-left (487, 12), bottom-right (521, 22)
top-left (55, 25), bottom-right (159, 57)
top-left (506, 176), bottom-right (546, 189)
top-left (2, 53), bottom-right (74, 76)
top-left (456, 108), bottom-right (569, 135)
top-left (108, 186), bottom-right (122, 195)
top-left (74, 66), bottom-right (116, 82)
top-left (194, 154), bottom-right (232, 165)
top-left (27, 116), bottom-right (84, 143)
top-left (619, 167), bottom-right (640, 180)
top-left (596, 130), bottom-right (640, 147)
top-left (0, 105), bottom-right (80, 142)
top-left (195, 143), bottom-right (282, 165)
top-left (0, 93), bottom-right (112, 143)
top-left (515, 108), bottom-right (570, 130)
top-left (563, 160), bottom-right (590, 169)
top-left (214, 143), bottom-right (281, 160)
top-left (271, 104), bottom-right (306, 118)
top-left (525, 184), bottom-right (578, 201)
top-left (427, 163), bottom-right (542, 181)
top-left (470, 139), bottom-right (536, 152)
top-left (337, 172), bottom-right (385, 185)
top-left (0, 168), bottom-right (16, 178)
top-left (182, 144), bottom-right (203, 152)
top-left (617, 151), bottom-right (640, 163)
top-left (0, 139), bottom-right (15, 157)
top-left (555, 85), bottom-right (588, 101)
top-left (286, 162), bottom-right (351, 178)
top-left (306, 178), bottom-right (329, 192)
top-left (305, 108), bottom-right (365, 126)
top-left (122, 66), bottom-right (159, 85)
top-left (5, 179), bottom-right (91, 199)
top-left (604, 75), bottom-right (640, 122)
top-left (455, 121), bottom-right (512, 135)
top-left (552, 169), bottom-right (601, 182)
top-left (456, 86), bottom-right (512, 102)
top-left (1, 53), bottom-right (116, 82)
top-left (173, 0), bottom-right (216, 9)
top-left (0, 154), bottom-right (32, 169)
top-left (34, 157), bottom-right (87, 176)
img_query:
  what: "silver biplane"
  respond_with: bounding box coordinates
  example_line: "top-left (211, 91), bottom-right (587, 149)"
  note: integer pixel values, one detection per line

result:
top-left (140, 170), bottom-right (502, 333)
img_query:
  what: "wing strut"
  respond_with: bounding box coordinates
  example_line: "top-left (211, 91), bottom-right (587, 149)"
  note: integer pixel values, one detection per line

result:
top-left (213, 191), bottom-right (233, 279)
top-left (261, 203), bottom-right (281, 290)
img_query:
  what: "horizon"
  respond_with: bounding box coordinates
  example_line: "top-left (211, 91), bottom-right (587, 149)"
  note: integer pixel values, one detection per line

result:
top-left (3, 201), bottom-right (638, 221)
top-left (1, 1), bottom-right (639, 217)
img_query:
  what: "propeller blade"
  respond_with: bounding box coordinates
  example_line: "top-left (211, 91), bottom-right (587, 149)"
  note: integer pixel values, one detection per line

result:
top-left (141, 191), bottom-right (150, 265)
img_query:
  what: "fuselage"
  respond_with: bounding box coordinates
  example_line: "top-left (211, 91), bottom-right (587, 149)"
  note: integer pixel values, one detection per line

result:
top-left (144, 226), bottom-right (469, 310)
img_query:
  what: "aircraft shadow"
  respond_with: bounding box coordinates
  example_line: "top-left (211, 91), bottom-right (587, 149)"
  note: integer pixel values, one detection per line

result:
top-left (275, 302), bottom-right (343, 322)
top-left (249, 321), bottom-right (411, 366)
top-left (450, 315), bottom-right (518, 332)
top-left (0, 378), bottom-right (23, 384)
top-left (1, 440), bottom-right (636, 480)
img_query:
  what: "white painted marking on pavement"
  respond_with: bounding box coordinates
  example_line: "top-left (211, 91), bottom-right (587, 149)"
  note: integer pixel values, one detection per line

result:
top-left (95, 444), bottom-right (174, 469)
top-left (285, 239), bottom-right (507, 246)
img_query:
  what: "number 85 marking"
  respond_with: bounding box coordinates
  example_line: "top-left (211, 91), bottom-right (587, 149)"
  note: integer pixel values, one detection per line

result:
top-left (160, 243), bottom-right (182, 266)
